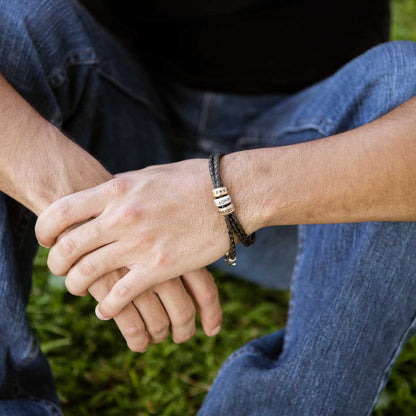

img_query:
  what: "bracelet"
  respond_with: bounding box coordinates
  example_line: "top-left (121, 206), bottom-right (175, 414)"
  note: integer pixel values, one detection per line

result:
top-left (208, 152), bottom-right (255, 266)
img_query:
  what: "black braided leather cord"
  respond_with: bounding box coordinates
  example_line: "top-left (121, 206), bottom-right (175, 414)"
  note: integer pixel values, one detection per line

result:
top-left (209, 154), bottom-right (237, 264)
top-left (208, 152), bottom-right (255, 266)
top-left (211, 153), bottom-right (256, 246)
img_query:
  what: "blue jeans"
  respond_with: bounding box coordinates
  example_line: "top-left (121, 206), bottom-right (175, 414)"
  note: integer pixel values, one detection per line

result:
top-left (1, 1), bottom-right (416, 415)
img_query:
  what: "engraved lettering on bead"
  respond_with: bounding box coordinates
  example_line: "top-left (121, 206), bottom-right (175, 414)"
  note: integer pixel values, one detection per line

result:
top-left (212, 187), bottom-right (228, 198)
top-left (218, 203), bottom-right (235, 216)
top-left (214, 195), bottom-right (232, 207)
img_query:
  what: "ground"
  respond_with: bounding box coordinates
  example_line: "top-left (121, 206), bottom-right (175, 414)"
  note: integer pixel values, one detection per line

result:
top-left (28, 1), bottom-right (416, 414)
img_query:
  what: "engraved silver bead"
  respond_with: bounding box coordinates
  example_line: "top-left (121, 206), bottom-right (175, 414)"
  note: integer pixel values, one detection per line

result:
top-left (218, 203), bottom-right (235, 216)
top-left (212, 187), bottom-right (228, 198)
top-left (214, 194), bottom-right (232, 207)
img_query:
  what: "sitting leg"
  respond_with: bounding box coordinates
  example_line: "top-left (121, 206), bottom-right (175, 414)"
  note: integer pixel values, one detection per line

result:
top-left (198, 40), bottom-right (416, 415)
top-left (0, 0), bottom-right (176, 413)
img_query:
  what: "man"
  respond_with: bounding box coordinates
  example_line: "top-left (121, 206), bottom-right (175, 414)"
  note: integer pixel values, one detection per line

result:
top-left (0, 0), bottom-right (415, 414)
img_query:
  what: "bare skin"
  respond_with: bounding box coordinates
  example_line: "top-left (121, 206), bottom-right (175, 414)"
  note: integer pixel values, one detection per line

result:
top-left (36, 94), bottom-right (416, 320)
top-left (0, 72), bottom-right (222, 352)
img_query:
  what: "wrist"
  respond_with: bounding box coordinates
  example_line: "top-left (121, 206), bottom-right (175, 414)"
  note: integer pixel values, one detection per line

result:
top-left (219, 150), bottom-right (271, 235)
top-left (26, 126), bottom-right (112, 216)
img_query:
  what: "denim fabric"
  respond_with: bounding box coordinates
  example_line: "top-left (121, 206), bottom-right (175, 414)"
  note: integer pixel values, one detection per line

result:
top-left (0, 0), bottom-right (416, 415)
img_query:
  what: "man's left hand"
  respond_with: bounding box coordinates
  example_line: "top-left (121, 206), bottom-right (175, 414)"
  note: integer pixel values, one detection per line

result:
top-left (35, 159), bottom-right (241, 319)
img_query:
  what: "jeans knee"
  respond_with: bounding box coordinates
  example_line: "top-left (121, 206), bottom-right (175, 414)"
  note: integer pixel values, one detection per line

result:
top-left (359, 41), bottom-right (416, 108)
top-left (0, 0), bottom-right (98, 124)
top-left (327, 40), bottom-right (416, 131)
top-left (366, 40), bottom-right (416, 93)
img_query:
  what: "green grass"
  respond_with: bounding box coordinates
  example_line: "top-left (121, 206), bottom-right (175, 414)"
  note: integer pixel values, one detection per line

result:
top-left (27, 1), bottom-right (416, 415)
top-left (29, 249), bottom-right (289, 415)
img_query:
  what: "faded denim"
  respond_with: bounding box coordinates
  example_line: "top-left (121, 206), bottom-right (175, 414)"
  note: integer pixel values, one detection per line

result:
top-left (0, 0), bottom-right (416, 415)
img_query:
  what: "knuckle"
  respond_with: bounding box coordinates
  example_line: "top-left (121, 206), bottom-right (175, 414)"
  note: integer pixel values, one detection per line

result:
top-left (58, 235), bottom-right (77, 259)
top-left (53, 200), bottom-right (70, 226)
top-left (176, 306), bottom-right (196, 327)
top-left (199, 286), bottom-right (219, 306)
top-left (134, 230), bottom-right (153, 246)
top-left (124, 324), bottom-right (146, 339)
top-left (117, 205), bottom-right (143, 225)
top-left (153, 252), bottom-right (172, 270)
top-left (78, 258), bottom-right (98, 277)
top-left (149, 320), bottom-right (169, 339)
top-left (106, 178), bottom-right (129, 196)
top-left (114, 280), bottom-right (131, 298)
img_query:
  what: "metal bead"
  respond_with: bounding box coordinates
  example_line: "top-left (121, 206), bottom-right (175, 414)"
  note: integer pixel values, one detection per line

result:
top-left (214, 194), bottom-right (232, 207)
top-left (225, 253), bottom-right (237, 266)
top-left (212, 187), bottom-right (228, 198)
top-left (218, 203), bottom-right (235, 216)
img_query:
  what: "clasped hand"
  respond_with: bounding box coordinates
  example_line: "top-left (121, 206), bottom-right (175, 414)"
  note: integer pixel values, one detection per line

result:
top-left (35, 159), bottom-right (230, 350)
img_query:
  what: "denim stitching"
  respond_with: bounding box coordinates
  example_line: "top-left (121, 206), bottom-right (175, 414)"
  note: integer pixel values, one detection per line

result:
top-left (48, 48), bottom-right (99, 88)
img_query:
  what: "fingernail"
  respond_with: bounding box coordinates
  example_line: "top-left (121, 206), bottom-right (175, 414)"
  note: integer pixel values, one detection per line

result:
top-left (95, 306), bottom-right (110, 321)
top-left (210, 325), bottom-right (221, 336)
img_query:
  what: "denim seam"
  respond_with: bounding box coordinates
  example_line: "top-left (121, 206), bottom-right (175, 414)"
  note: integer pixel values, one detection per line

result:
top-left (365, 310), bottom-right (416, 416)
top-left (48, 48), bottom-right (99, 88)
top-left (217, 345), bottom-right (272, 377)
top-left (14, 330), bottom-right (39, 371)
top-left (244, 124), bottom-right (330, 143)
top-left (96, 68), bottom-right (168, 124)
top-left (49, 48), bottom-right (168, 124)
top-left (281, 224), bottom-right (306, 354)
top-left (235, 116), bottom-right (333, 148)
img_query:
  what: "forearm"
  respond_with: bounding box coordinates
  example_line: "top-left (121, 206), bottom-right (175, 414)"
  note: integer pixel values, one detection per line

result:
top-left (222, 96), bottom-right (416, 230)
top-left (0, 73), bottom-right (111, 215)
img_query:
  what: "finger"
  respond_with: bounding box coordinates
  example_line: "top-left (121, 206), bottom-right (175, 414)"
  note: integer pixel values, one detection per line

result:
top-left (47, 217), bottom-right (116, 276)
top-left (35, 179), bottom-right (119, 247)
top-left (154, 278), bottom-right (196, 344)
top-left (113, 304), bottom-right (149, 353)
top-left (133, 291), bottom-right (170, 344)
top-left (64, 242), bottom-right (129, 296)
top-left (181, 268), bottom-right (222, 337)
top-left (88, 269), bottom-right (149, 352)
top-left (96, 268), bottom-right (165, 319)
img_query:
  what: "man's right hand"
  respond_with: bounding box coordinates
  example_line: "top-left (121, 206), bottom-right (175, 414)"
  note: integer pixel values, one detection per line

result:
top-left (89, 267), bottom-right (222, 352)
